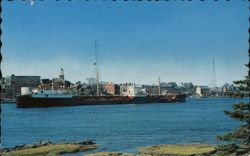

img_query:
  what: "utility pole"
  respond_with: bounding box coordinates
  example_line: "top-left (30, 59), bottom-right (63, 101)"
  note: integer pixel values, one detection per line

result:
top-left (158, 77), bottom-right (161, 96)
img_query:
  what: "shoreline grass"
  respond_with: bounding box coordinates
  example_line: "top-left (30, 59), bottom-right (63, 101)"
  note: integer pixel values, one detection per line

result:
top-left (137, 144), bottom-right (216, 155)
top-left (1, 143), bottom-right (97, 156)
top-left (86, 144), bottom-right (217, 156)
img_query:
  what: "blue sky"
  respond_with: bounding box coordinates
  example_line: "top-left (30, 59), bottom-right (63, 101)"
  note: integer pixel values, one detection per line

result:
top-left (2, 1), bottom-right (249, 86)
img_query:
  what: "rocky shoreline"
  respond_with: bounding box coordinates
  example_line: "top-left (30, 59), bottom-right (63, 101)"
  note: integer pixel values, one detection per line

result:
top-left (2, 142), bottom-right (249, 156)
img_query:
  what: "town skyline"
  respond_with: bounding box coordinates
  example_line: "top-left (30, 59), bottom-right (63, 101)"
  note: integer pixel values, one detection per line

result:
top-left (3, 69), bottom-right (238, 88)
top-left (2, 1), bottom-right (249, 86)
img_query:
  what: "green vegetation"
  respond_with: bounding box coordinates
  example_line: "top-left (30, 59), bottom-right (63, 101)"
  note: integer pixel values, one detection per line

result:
top-left (2, 144), bottom-right (97, 156)
top-left (137, 144), bottom-right (216, 155)
top-left (86, 144), bottom-right (217, 156)
top-left (217, 52), bottom-right (250, 155)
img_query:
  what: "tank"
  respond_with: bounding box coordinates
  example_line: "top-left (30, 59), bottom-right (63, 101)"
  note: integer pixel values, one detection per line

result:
top-left (21, 87), bottom-right (32, 95)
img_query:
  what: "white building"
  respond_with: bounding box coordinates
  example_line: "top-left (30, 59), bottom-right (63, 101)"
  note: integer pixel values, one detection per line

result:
top-left (121, 83), bottom-right (147, 97)
top-left (196, 85), bottom-right (210, 97)
top-left (196, 86), bottom-right (202, 96)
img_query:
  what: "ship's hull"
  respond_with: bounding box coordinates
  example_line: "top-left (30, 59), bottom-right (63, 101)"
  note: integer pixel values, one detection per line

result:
top-left (16, 94), bottom-right (186, 108)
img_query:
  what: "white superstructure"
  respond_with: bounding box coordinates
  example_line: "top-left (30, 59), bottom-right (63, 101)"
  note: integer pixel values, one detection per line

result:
top-left (31, 90), bottom-right (74, 98)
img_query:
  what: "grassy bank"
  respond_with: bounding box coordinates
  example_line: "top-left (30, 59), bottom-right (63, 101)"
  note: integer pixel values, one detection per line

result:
top-left (86, 144), bottom-right (217, 156)
top-left (3, 143), bottom-right (244, 156)
top-left (138, 144), bottom-right (216, 155)
top-left (1, 142), bottom-right (97, 156)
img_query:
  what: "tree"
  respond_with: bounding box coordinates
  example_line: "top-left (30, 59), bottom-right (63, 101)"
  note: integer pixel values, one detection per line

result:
top-left (217, 52), bottom-right (250, 155)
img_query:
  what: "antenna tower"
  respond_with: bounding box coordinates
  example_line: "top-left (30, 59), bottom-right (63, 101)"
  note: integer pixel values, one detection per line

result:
top-left (95, 40), bottom-right (100, 96)
top-left (211, 58), bottom-right (217, 89)
top-left (158, 77), bottom-right (161, 96)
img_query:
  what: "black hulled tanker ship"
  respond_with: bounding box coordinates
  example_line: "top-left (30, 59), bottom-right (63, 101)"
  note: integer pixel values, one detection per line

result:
top-left (16, 90), bottom-right (186, 108)
top-left (16, 42), bottom-right (187, 108)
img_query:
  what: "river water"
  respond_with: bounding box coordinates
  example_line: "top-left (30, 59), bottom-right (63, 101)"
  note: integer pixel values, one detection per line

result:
top-left (1, 97), bottom-right (249, 153)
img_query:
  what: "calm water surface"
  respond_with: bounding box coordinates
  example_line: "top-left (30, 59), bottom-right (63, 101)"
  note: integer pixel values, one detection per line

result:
top-left (1, 97), bottom-right (249, 153)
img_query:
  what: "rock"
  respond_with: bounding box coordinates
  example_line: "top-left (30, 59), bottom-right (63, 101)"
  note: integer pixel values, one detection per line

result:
top-left (40, 140), bottom-right (52, 146)
top-left (0, 148), bottom-right (11, 153)
top-left (24, 144), bottom-right (37, 148)
top-left (83, 140), bottom-right (95, 145)
top-left (71, 140), bottom-right (95, 145)
top-left (241, 153), bottom-right (250, 156)
top-left (15, 147), bottom-right (22, 151)
top-left (71, 141), bottom-right (81, 144)
top-left (14, 144), bottom-right (25, 151)
top-left (85, 152), bottom-right (134, 156)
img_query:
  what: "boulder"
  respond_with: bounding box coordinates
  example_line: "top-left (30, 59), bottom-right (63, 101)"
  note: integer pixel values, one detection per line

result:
top-left (71, 140), bottom-right (95, 145)
top-left (40, 140), bottom-right (53, 146)
top-left (24, 144), bottom-right (37, 148)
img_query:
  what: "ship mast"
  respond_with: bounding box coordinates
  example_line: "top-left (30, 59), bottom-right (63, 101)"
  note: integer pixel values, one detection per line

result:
top-left (95, 40), bottom-right (100, 96)
top-left (158, 76), bottom-right (161, 96)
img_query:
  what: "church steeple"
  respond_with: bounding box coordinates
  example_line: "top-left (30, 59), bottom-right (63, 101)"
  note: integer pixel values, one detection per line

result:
top-left (59, 68), bottom-right (64, 80)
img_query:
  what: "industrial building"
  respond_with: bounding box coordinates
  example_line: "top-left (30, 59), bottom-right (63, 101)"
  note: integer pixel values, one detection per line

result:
top-left (2, 74), bottom-right (41, 98)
